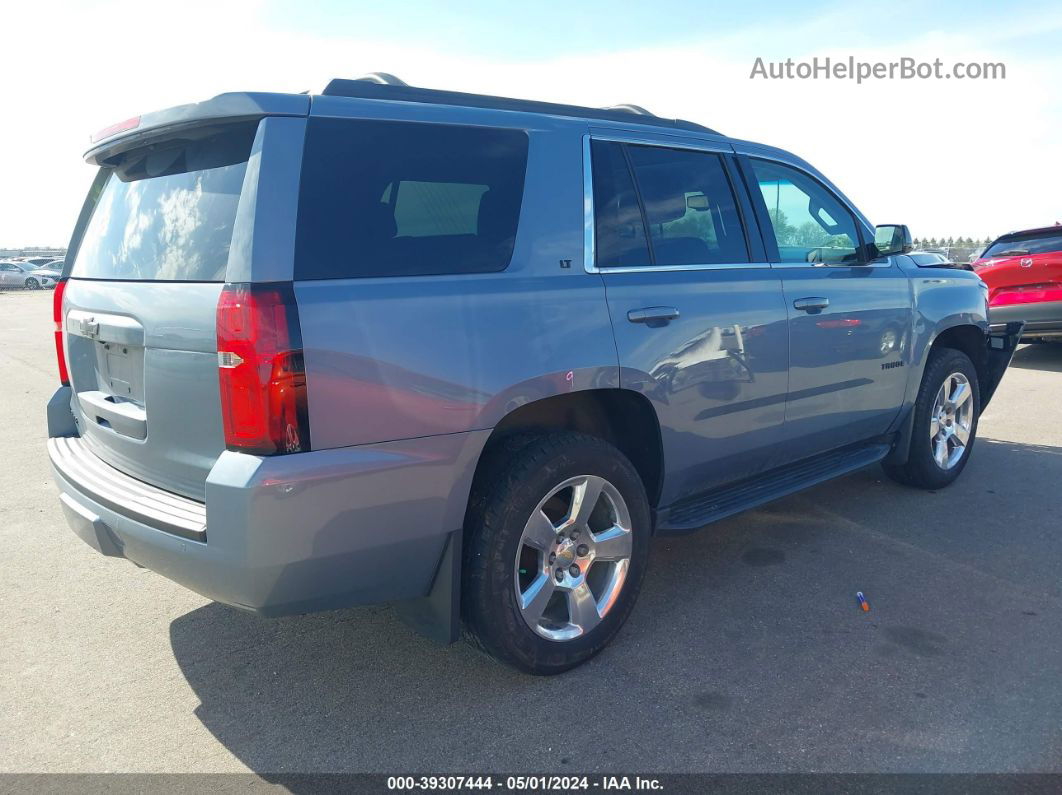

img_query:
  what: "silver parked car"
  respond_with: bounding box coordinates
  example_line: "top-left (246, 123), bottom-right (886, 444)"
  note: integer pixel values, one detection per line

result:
top-left (27, 263), bottom-right (63, 281)
top-left (0, 261), bottom-right (56, 289)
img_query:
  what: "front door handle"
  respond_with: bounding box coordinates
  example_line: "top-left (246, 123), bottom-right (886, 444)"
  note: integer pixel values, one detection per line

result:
top-left (793, 297), bottom-right (829, 313)
top-left (627, 306), bottom-right (680, 327)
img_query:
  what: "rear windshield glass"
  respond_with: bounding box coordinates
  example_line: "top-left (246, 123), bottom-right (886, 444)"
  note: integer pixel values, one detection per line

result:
top-left (984, 231), bottom-right (1062, 258)
top-left (70, 126), bottom-right (253, 282)
top-left (295, 118), bottom-right (529, 279)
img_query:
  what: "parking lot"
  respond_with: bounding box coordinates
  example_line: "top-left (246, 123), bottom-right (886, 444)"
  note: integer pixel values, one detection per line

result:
top-left (1, 287), bottom-right (1060, 774)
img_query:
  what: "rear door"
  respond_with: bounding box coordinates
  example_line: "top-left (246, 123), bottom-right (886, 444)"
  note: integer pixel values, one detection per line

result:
top-left (61, 123), bottom-right (259, 500)
top-left (589, 133), bottom-right (790, 506)
top-left (742, 157), bottom-right (911, 456)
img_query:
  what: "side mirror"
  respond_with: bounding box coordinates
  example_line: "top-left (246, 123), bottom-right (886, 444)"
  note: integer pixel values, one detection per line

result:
top-left (874, 224), bottom-right (913, 256)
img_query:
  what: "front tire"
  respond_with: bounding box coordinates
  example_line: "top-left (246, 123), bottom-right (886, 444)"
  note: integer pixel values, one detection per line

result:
top-left (25, 278), bottom-right (40, 290)
top-left (883, 347), bottom-right (980, 489)
top-left (462, 432), bottom-right (651, 675)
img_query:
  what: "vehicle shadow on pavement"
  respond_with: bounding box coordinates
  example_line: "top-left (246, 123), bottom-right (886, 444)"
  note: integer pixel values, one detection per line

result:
top-left (1008, 343), bottom-right (1062, 373)
top-left (169, 437), bottom-right (1062, 775)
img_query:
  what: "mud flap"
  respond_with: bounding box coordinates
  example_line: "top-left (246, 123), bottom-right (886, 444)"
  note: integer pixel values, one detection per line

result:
top-left (883, 404), bottom-right (916, 467)
top-left (982, 321), bottom-right (1025, 410)
top-left (394, 529), bottom-right (462, 645)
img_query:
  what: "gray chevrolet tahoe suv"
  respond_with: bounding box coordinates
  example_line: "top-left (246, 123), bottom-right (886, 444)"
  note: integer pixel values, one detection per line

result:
top-left (47, 75), bottom-right (1021, 674)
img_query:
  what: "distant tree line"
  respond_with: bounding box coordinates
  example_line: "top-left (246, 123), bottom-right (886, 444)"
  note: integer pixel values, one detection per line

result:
top-left (912, 236), bottom-right (993, 250)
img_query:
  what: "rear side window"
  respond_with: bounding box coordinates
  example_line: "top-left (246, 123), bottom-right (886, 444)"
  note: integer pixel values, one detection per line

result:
top-left (984, 232), bottom-right (1062, 258)
top-left (295, 118), bottom-right (528, 279)
top-left (590, 141), bottom-right (651, 268)
top-left (626, 145), bottom-right (748, 265)
top-left (591, 140), bottom-right (749, 268)
top-left (70, 125), bottom-right (254, 282)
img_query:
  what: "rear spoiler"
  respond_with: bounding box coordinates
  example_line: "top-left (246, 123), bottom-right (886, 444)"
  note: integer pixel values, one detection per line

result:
top-left (982, 321), bottom-right (1025, 410)
top-left (84, 91), bottom-right (309, 165)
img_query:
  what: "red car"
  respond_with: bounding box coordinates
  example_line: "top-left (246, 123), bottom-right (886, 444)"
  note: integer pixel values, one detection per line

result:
top-left (973, 225), bottom-right (1062, 340)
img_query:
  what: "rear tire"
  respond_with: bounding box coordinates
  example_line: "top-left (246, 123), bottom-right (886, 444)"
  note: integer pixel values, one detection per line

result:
top-left (883, 347), bottom-right (979, 489)
top-left (462, 432), bottom-right (651, 675)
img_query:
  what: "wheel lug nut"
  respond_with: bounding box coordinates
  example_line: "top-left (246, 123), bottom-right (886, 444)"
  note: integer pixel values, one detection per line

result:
top-left (548, 552), bottom-right (556, 564)
top-left (556, 531), bottom-right (565, 542)
top-left (577, 544), bottom-right (589, 556)
top-left (555, 569), bottom-right (565, 582)
top-left (569, 565), bottom-right (580, 577)
top-left (570, 529), bottom-right (580, 539)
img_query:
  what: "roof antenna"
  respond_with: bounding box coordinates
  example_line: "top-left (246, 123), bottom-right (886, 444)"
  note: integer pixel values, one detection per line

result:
top-left (355, 72), bottom-right (408, 86)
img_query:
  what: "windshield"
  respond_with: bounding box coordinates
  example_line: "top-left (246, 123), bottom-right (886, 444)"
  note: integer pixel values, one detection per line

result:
top-left (984, 232), bottom-right (1062, 258)
top-left (70, 127), bottom-right (252, 282)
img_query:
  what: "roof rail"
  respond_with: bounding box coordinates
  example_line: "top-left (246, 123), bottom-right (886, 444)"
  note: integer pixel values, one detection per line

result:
top-left (353, 72), bottom-right (408, 86)
top-left (320, 78), bottom-right (720, 135)
top-left (601, 104), bottom-right (654, 116)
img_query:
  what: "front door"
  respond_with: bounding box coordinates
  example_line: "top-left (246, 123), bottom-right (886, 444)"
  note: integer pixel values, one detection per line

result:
top-left (589, 136), bottom-right (789, 507)
top-left (745, 158), bottom-right (912, 456)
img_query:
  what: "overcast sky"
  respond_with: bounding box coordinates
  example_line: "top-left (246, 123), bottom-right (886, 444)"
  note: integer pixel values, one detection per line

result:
top-left (3, 0), bottom-right (1060, 246)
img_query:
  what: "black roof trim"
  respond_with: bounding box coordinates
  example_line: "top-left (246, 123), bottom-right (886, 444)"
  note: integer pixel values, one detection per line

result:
top-left (320, 79), bottom-right (720, 135)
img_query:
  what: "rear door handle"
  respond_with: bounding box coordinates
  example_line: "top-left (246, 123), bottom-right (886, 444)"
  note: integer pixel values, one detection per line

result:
top-left (793, 297), bottom-right (829, 313)
top-left (627, 306), bottom-right (680, 326)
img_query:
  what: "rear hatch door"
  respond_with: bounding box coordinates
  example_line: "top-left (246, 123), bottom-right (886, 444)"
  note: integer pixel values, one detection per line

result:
top-left (62, 123), bottom-right (256, 500)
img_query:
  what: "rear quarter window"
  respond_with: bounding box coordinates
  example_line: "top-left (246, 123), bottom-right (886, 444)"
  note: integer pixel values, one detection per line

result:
top-left (295, 118), bottom-right (529, 279)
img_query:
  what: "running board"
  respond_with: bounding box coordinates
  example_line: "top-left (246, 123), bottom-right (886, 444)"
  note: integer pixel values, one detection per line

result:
top-left (656, 440), bottom-right (892, 533)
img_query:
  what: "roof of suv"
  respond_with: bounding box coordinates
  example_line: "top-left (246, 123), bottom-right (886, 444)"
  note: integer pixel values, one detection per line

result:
top-left (81, 75), bottom-right (873, 233)
top-left (320, 78), bottom-right (721, 135)
top-left (84, 75), bottom-right (724, 163)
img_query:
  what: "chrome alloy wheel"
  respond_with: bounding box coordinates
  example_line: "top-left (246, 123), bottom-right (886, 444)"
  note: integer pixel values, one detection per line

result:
top-left (514, 475), bottom-right (633, 641)
top-left (930, 372), bottom-right (974, 470)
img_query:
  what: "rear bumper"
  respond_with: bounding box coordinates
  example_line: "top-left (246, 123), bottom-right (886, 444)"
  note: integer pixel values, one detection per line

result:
top-left (49, 425), bottom-right (487, 617)
top-left (989, 300), bottom-right (1062, 337)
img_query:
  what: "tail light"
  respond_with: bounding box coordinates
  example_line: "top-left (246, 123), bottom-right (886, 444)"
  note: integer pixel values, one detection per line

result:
top-left (53, 279), bottom-right (69, 385)
top-left (989, 285), bottom-right (1062, 307)
top-left (216, 283), bottom-right (311, 455)
top-left (90, 116), bottom-right (141, 143)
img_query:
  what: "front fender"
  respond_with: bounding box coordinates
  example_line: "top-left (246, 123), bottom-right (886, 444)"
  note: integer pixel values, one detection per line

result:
top-left (899, 264), bottom-right (989, 405)
top-left (885, 263), bottom-right (992, 467)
